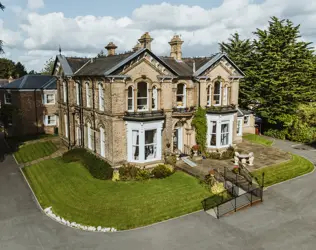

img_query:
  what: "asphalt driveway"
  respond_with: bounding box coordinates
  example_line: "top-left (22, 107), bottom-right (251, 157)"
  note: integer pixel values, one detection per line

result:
top-left (1, 135), bottom-right (316, 250)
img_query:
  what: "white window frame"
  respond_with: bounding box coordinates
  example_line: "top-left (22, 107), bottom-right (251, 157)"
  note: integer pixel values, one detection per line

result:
top-left (237, 118), bottom-right (243, 136)
top-left (86, 82), bottom-right (91, 108)
top-left (127, 86), bottom-right (134, 111)
top-left (87, 122), bottom-right (92, 150)
top-left (206, 114), bottom-right (234, 148)
top-left (62, 81), bottom-right (67, 103)
top-left (43, 93), bottom-right (55, 105)
top-left (144, 129), bottom-right (157, 161)
top-left (64, 114), bottom-right (68, 138)
top-left (4, 93), bottom-right (12, 104)
top-left (100, 127), bottom-right (105, 157)
top-left (244, 115), bottom-right (250, 126)
top-left (207, 85), bottom-right (212, 106)
top-left (176, 83), bottom-right (186, 108)
top-left (44, 115), bottom-right (57, 126)
top-left (220, 121), bottom-right (230, 146)
top-left (137, 82), bottom-right (148, 111)
top-left (75, 82), bottom-right (80, 105)
top-left (152, 86), bottom-right (158, 111)
top-left (99, 83), bottom-right (104, 111)
top-left (213, 81), bottom-right (222, 106)
top-left (126, 121), bottom-right (164, 163)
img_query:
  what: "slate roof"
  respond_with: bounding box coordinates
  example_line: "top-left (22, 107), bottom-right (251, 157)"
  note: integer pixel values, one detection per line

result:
top-left (237, 108), bottom-right (253, 117)
top-left (0, 79), bottom-right (9, 88)
top-left (59, 48), bottom-right (244, 78)
top-left (75, 52), bottom-right (134, 76)
top-left (3, 75), bottom-right (57, 89)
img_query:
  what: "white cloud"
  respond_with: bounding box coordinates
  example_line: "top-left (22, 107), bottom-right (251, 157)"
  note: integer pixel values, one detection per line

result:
top-left (27, 0), bottom-right (44, 10)
top-left (0, 19), bottom-right (23, 48)
top-left (2, 0), bottom-right (316, 71)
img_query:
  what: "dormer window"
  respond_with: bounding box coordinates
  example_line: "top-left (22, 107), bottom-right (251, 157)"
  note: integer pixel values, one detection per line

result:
top-left (176, 83), bottom-right (186, 108)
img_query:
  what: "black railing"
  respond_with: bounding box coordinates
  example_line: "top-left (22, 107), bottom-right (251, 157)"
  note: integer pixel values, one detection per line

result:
top-left (205, 104), bottom-right (237, 114)
top-left (172, 106), bottom-right (196, 113)
top-left (124, 110), bottom-right (165, 120)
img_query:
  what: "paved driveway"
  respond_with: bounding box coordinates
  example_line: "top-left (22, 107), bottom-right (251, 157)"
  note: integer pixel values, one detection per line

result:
top-left (1, 135), bottom-right (316, 250)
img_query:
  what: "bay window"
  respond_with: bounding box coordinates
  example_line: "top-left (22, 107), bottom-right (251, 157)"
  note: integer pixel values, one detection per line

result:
top-left (127, 121), bottom-right (163, 163)
top-left (145, 130), bottom-right (157, 160)
top-left (99, 83), bottom-right (104, 111)
top-left (176, 83), bottom-right (186, 107)
top-left (220, 122), bottom-right (229, 146)
top-left (207, 114), bottom-right (234, 148)
top-left (127, 86), bottom-right (134, 111)
top-left (213, 81), bottom-right (221, 105)
top-left (137, 82), bottom-right (148, 111)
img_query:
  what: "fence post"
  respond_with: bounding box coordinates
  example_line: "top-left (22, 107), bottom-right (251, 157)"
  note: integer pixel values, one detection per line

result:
top-left (234, 186), bottom-right (237, 212)
top-left (261, 172), bottom-right (265, 202)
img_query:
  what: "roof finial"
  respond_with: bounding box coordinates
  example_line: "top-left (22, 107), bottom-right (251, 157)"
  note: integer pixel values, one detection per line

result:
top-left (59, 45), bottom-right (62, 55)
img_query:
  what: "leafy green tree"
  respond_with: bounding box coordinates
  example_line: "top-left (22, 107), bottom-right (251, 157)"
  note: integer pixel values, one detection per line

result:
top-left (0, 105), bottom-right (19, 130)
top-left (0, 58), bottom-right (15, 78)
top-left (41, 57), bottom-right (55, 75)
top-left (97, 50), bottom-right (106, 58)
top-left (14, 62), bottom-right (27, 78)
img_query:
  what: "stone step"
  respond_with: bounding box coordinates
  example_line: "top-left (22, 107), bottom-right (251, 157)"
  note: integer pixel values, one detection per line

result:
top-left (181, 157), bottom-right (197, 167)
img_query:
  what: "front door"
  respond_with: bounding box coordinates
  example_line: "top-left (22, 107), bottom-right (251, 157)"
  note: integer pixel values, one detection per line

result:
top-left (173, 127), bottom-right (183, 152)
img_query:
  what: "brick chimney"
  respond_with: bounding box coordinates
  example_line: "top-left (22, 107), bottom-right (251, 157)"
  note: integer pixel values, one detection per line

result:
top-left (169, 35), bottom-right (184, 61)
top-left (138, 32), bottom-right (153, 51)
top-left (105, 42), bottom-right (117, 56)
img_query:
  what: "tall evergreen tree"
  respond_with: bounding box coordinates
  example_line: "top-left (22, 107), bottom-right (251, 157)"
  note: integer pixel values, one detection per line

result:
top-left (219, 33), bottom-right (254, 107)
top-left (250, 17), bottom-right (316, 127)
top-left (41, 57), bottom-right (55, 75)
top-left (14, 62), bottom-right (27, 78)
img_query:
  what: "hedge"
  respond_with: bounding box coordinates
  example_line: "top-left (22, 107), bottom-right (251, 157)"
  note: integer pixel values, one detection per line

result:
top-left (62, 148), bottom-right (113, 180)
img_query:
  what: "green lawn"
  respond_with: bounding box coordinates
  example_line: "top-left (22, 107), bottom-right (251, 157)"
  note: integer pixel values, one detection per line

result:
top-left (252, 154), bottom-right (314, 187)
top-left (15, 141), bottom-right (58, 163)
top-left (243, 134), bottom-right (273, 146)
top-left (23, 158), bottom-right (212, 230)
top-left (7, 134), bottom-right (57, 148)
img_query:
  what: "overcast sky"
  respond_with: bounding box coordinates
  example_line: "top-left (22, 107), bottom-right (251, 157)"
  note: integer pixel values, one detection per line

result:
top-left (0, 0), bottom-right (315, 72)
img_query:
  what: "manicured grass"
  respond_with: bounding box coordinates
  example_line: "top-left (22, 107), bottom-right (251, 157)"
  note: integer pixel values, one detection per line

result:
top-left (23, 158), bottom-right (212, 230)
top-left (243, 134), bottom-right (273, 146)
top-left (252, 154), bottom-right (314, 187)
top-left (15, 141), bottom-right (58, 163)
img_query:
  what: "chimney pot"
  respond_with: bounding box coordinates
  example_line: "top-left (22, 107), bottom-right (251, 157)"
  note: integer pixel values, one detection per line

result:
top-left (105, 42), bottom-right (118, 56)
top-left (169, 35), bottom-right (184, 61)
top-left (138, 32), bottom-right (153, 51)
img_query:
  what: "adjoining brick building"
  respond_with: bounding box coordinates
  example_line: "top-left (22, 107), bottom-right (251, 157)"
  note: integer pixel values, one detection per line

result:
top-left (0, 75), bottom-right (58, 136)
top-left (54, 33), bottom-right (255, 167)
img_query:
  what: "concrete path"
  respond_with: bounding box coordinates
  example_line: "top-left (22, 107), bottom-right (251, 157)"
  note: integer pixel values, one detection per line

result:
top-left (1, 134), bottom-right (316, 250)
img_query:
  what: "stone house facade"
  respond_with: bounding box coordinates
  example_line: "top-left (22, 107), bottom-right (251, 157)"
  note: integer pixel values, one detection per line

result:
top-left (54, 33), bottom-right (255, 167)
top-left (0, 75), bottom-right (58, 136)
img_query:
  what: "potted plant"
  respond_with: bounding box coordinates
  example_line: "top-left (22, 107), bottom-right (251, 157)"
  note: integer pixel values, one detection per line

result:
top-left (192, 145), bottom-right (199, 156)
top-left (232, 165), bottom-right (239, 174)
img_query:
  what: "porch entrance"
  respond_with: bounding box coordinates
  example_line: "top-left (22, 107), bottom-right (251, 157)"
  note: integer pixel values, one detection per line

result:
top-left (173, 127), bottom-right (183, 152)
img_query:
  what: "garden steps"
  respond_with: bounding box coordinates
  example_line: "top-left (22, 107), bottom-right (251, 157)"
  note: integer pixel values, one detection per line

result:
top-left (22, 147), bottom-right (68, 167)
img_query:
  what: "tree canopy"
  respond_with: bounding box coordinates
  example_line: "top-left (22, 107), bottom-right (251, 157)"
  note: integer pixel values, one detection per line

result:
top-left (219, 16), bottom-right (316, 142)
top-left (0, 58), bottom-right (28, 79)
top-left (40, 57), bottom-right (55, 75)
top-left (0, 2), bottom-right (4, 54)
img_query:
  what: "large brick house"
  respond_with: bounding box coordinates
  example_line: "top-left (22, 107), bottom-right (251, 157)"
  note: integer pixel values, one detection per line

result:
top-left (0, 75), bottom-right (58, 136)
top-left (54, 33), bottom-right (255, 167)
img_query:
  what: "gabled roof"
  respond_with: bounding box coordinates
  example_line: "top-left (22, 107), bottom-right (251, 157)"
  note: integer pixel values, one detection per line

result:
top-left (2, 75), bottom-right (57, 89)
top-left (193, 53), bottom-right (245, 77)
top-left (237, 108), bottom-right (253, 117)
top-left (0, 79), bottom-right (9, 88)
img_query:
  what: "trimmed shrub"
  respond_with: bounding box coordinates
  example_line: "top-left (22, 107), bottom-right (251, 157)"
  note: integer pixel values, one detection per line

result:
top-left (152, 164), bottom-right (174, 179)
top-left (220, 146), bottom-right (235, 160)
top-left (135, 168), bottom-right (151, 181)
top-left (208, 152), bottom-right (221, 159)
top-left (62, 148), bottom-right (113, 180)
top-left (119, 164), bottom-right (139, 181)
top-left (165, 155), bottom-right (177, 166)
